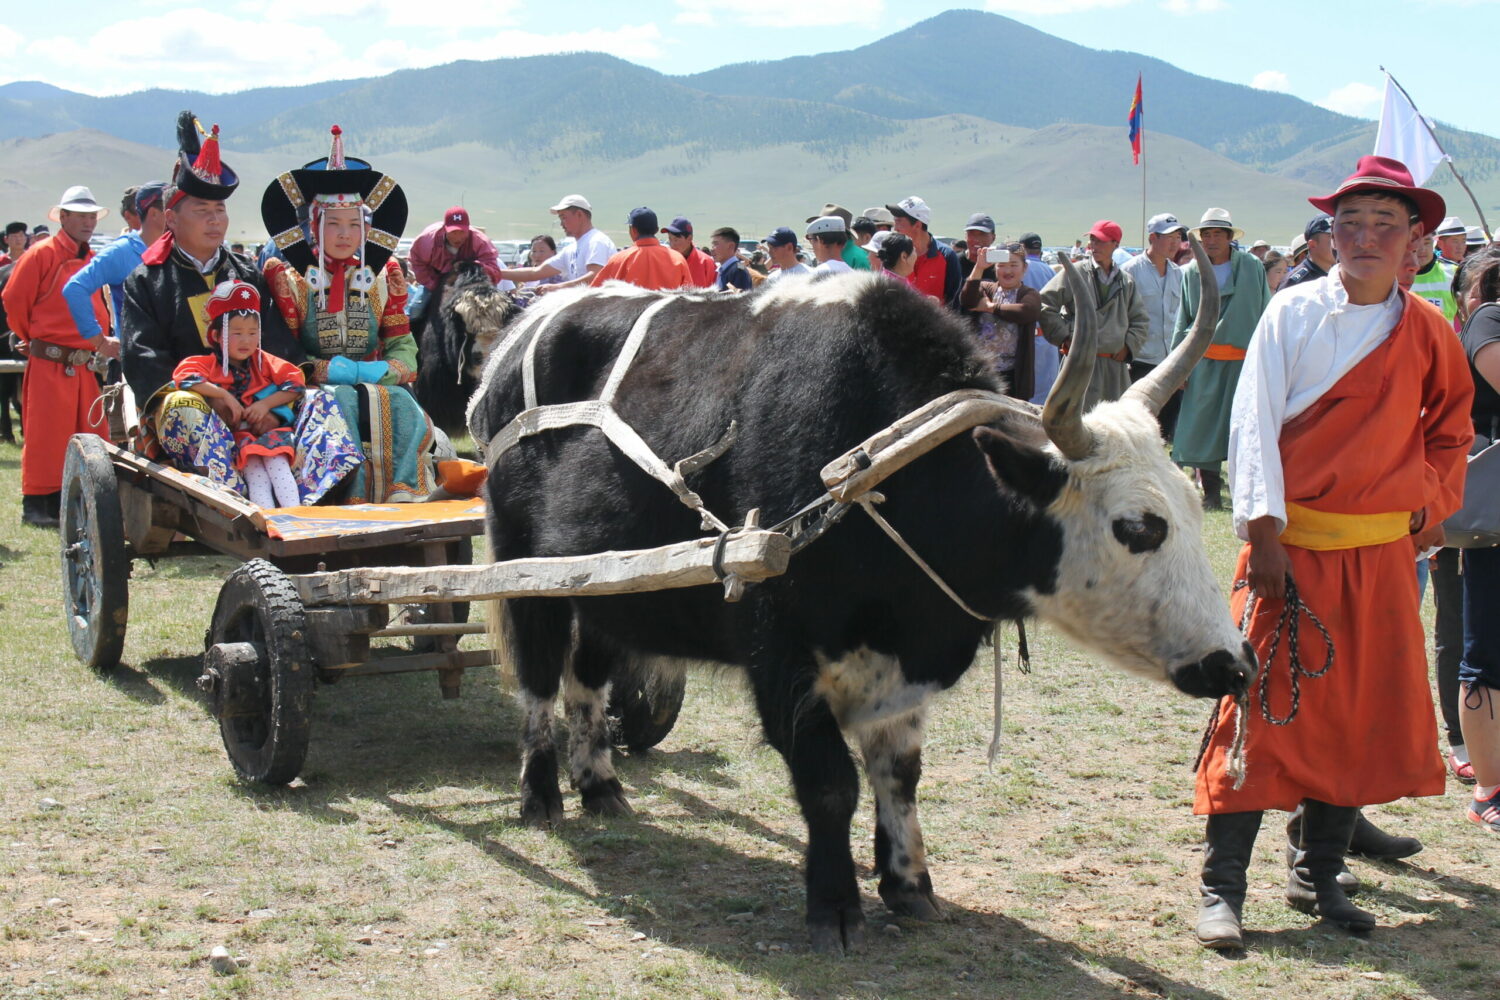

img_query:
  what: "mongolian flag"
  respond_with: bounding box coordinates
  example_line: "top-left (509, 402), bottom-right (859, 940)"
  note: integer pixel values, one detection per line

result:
top-left (1128, 74), bottom-right (1143, 165)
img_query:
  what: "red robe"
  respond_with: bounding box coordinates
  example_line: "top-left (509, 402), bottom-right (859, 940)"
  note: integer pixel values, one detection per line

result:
top-left (1195, 294), bottom-right (1473, 814)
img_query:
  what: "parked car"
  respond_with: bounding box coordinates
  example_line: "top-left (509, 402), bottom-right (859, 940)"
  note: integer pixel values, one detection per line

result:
top-left (492, 240), bottom-right (529, 267)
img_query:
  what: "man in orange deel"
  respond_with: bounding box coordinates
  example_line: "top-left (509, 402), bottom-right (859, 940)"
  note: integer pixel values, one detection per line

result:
top-left (1192, 156), bottom-right (1474, 949)
top-left (1, 186), bottom-right (114, 528)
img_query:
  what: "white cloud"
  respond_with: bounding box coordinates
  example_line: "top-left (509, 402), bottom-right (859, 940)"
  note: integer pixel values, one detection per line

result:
top-left (27, 13), bottom-right (358, 95)
top-left (676, 0), bottom-right (885, 28)
top-left (985, 0), bottom-right (1130, 13)
top-left (1161, 0), bottom-right (1226, 12)
top-left (257, 0), bottom-right (524, 29)
top-left (1251, 70), bottom-right (1289, 92)
top-left (0, 25), bottom-right (22, 59)
top-left (1318, 81), bottom-right (1383, 118)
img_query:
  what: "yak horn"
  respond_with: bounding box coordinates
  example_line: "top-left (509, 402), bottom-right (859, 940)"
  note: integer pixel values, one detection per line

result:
top-left (1042, 253), bottom-right (1099, 461)
top-left (1124, 232), bottom-right (1220, 415)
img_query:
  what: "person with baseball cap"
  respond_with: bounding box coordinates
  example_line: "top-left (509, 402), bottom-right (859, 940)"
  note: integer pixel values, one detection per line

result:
top-left (887, 195), bottom-right (960, 308)
top-left (1281, 214), bottom-right (1336, 289)
top-left (1037, 219), bottom-right (1149, 411)
top-left (590, 208), bottom-right (691, 291)
top-left (1, 185), bottom-right (113, 526)
top-left (1171, 207), bottom-right (1270, 510)
top-left (762, 227), bottom-right (810, 282)
top-left (661, 217), bottom-right (715, 287)
top-left (1192, 155), bottom-right (1472, 949)
top-left (1121, 213), bottom-right (1190, 439)
top-left (804, 204), bottom-right (869, 271)
top-left (803, 217), bottom-right (854, 275)
top-left (498, 193), bottom-right (616, 294)
top-left (407, 204), bottom-right (501, 294)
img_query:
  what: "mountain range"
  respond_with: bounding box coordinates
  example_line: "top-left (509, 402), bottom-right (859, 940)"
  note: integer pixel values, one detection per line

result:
top-left (2, 9), bottom-right (1495, 245)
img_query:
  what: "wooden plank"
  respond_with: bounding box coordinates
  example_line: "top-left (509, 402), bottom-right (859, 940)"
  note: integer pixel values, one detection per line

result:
top-left (104, 440), bottom-right (263, 523)
top-left (819, 389), bottom-right (1033, 502)
top-left (293, 529), bottom-right (791, 607)
top-left (335, 649), bottom-right (498, 678)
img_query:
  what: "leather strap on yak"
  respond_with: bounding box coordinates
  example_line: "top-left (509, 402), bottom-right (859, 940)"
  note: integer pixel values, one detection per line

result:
top-left (488, 296), bottom-right (733, 534)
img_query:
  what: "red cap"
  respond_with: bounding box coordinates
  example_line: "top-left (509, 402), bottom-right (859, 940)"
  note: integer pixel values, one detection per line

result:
top-left (1307, 155), bottom-right (1446, 235)
top-left (1089, 220), bottom-right (1123, 243)
top-left (443, 206), bottom-right (470, 232)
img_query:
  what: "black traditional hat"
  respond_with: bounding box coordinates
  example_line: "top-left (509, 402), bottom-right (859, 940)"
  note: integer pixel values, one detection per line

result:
top-left (169, 111), bottom-right (239, 205)
top-left (260, 125), bottom-right (407, 274)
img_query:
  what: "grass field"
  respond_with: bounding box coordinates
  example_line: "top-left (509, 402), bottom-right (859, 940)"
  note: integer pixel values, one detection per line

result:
top-left (1, 434), bottom-right (1497, 1000)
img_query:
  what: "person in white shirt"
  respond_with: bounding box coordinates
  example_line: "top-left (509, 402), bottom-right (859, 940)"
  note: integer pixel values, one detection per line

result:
top-left (805, 217), bottom-right (853, 275)
top-left (763, 227), bottom-right (810, 282)
top-left (495, 194), bottom-right (615, 294)
top-left (1192, 155), bottom-right (1472, 951)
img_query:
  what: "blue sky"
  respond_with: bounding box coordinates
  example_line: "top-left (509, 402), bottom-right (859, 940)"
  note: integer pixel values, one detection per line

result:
top-left (2, 1), bottom-right (1496, 138)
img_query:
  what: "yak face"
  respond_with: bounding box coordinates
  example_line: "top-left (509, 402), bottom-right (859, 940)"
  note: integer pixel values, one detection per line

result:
top-left (441, 262), bottom-right (519, 383)
top-left (976, 400), bottom-right (1254, 699)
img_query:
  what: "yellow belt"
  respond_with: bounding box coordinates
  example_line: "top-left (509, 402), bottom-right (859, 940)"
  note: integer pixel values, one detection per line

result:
top-left (1280, 502), bottom-right (1410, 551)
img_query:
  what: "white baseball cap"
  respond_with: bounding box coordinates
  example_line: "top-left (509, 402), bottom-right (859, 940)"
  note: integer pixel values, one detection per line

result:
top-left (805, 216), bottom-right (847, 238)
top-left (549, 194), bottom-right (591, 213)
top-left (1146, 213), bottom-right (1186, 236)
top-left (886, 196), bottom-right (932, 227)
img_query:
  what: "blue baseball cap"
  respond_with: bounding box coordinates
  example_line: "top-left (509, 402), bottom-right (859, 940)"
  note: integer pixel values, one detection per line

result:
top-left (134, 181), bottom-right (169, 215)
top-left (661, 216), bottom-right (692, 236)
top-left (764, 226), bottom-right (798, 248)
top-left (628, 207), bottom-right (659, 235)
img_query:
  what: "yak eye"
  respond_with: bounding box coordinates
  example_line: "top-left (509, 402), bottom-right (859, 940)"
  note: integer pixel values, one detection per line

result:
top-left (1112, 513), bottom-right (1169, 554)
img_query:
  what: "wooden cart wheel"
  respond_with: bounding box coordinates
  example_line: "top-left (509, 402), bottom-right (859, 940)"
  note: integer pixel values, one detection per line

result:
top-left (60, 434), bottom-right (129, 672)
top-left (607, 657), bottom-right (686, 753)
top-left (203, 559), bottom-right (313, 785)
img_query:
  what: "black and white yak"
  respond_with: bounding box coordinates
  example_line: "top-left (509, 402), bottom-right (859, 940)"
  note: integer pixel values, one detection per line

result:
top-left (467, 253), bottom-right (1254, 954)
top-left (413, 260), bottom-right (520, 432)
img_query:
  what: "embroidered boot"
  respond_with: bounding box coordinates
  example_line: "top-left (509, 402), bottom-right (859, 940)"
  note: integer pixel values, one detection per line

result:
top-left (1286, 799), bottom-right (1377, 931)
top-left (1197, 810), bottom-right (1262, 949)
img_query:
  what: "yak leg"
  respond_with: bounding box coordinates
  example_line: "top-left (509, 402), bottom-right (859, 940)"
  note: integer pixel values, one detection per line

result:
top-left (564, 627), bottom-right (631, 816)
top-left (858, 708), bottom-right (941, 920)
top-left (508, 597), bottom-right (573, 828)
top-left (751, 666), bottom-right (865, 955)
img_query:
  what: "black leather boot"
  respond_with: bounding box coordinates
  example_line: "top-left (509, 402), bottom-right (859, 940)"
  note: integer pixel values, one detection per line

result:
top-left (1347, 810), bottom-right (1422, 860)
top-left (1285, 804), bottom-right (1360, 891)
top-left (1286, 800), bottom-right (1377, 932)
top-left (1199, 468), bottom-right (1223, 510)
top-left (1197, 810), bottom-right (1262, 949)
top-left (21, 493), bottom-right (59, 529)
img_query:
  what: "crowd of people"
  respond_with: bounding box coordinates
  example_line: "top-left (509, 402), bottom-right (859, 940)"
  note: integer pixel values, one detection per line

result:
top-left (2, 112), bottom-right (1499, 954)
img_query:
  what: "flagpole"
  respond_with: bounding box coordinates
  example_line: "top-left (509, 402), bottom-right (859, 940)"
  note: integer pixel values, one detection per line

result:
top-left (1380, 66), bottom-right (1492, 240)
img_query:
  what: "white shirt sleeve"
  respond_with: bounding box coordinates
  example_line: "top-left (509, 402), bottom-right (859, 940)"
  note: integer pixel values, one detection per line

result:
top-left (581, 232), bottom-right (615, 270)
top-left (1228, 304), bottom-right (1290, 540)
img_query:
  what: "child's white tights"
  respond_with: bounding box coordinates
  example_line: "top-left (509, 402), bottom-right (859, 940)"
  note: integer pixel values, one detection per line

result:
top-left (243, 455), bottom-right (301, 509)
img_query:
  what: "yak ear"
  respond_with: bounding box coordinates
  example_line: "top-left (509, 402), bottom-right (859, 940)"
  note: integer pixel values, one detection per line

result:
top-left (973, 426), bottom-right (1069, 508)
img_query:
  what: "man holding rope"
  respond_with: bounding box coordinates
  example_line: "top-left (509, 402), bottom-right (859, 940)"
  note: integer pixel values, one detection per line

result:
top-left (1191, 156), bottom-right (1474, 949)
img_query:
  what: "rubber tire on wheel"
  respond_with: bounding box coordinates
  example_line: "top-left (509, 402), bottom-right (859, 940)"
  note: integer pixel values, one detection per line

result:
top-left (607, 656), bottom-right (686, 753)
top-left (60, 434), bottom-right (129, 672)
top-left (207, 559), bottom-right (314, 785)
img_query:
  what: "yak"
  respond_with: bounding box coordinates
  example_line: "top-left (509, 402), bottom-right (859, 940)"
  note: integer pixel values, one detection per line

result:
top-left (412, 260), bottom-right (520, 432)
top-left (466, 250), bottom-right (1254, 954)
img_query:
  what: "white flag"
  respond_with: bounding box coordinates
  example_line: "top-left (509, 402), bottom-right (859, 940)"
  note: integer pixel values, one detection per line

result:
top-left (1374, 74), bottom-right (1448, 185)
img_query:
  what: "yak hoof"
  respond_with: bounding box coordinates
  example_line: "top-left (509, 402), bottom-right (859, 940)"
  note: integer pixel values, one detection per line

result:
top-left (880, 880), bottom-right (942, 921)
top-left (520, 792), bottom-right (565, 829)
top-left (807, 905), bottom-right (866, 956)
top-left (581, 778), bottom-right (633, 817)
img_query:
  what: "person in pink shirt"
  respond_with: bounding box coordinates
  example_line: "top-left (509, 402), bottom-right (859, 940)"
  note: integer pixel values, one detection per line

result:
top-left (407, 206), bottom-right (501, 292)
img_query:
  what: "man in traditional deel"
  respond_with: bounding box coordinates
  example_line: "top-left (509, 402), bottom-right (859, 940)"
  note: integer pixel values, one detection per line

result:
top-left (1191, 157), bottom-right (1473, 950)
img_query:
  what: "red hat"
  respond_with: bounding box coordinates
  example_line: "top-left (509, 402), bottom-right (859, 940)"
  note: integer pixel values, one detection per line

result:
top-left (443, 206), bottom-right (470, 232)
top-left (206, 280), bottom-right (260, 324)
top-left (1308, 155), bottom-right (1446, 235)
top-left (1089, 220), bottom-right (1123, 243)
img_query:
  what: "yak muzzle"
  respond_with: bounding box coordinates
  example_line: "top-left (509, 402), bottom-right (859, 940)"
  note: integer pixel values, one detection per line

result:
top-left (1170, 641), bottom-right (1256, 699)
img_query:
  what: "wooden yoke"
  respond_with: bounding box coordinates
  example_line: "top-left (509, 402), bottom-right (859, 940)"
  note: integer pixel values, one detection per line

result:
top-left (820, 389), bottom-right (1034, 503)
